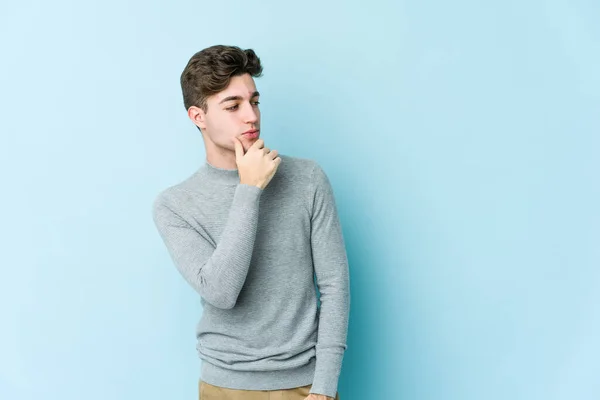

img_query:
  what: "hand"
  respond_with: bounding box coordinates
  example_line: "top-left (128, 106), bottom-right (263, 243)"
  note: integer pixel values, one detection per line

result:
top-left (232, 137), bottom-right (281, 190)
top-left (303, 395), bottom-right (335, 400)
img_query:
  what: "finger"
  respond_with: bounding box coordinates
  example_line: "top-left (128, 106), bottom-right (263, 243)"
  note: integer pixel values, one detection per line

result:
top-left (268, 149), bottom-right (279, 159)
top-left (232, 136), bottom-right (244, 160)
top-left (251, 138), bottom-right (264, 149)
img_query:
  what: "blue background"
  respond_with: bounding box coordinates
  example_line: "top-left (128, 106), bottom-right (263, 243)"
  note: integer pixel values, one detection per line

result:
top-left (1, 1), bottom-right (598, 399)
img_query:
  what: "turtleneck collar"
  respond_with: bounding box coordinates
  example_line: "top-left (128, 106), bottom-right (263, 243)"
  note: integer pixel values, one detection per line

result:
top-left (197, 160), bottom-right (241, 186)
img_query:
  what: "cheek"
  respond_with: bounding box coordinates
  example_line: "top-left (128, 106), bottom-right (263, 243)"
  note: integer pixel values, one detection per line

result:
top-left (206, 113), bottom-right (231, 132)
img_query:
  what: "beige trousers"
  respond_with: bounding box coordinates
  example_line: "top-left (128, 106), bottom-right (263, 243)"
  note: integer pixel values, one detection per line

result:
top-left (199, 380), bottom-right (340, 400)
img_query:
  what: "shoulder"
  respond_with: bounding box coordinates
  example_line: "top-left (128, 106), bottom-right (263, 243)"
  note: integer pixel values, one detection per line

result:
top-left (277, 154), bottom-right (324, 182)
top-left (278, 154), bottom-right (318, 171)
top-left (275, 155), bottom-right (334, 204)
top-left (152, 170), bottom-right (200, 214)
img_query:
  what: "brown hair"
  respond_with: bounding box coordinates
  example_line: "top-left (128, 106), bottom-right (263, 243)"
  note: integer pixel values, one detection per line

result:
top-left (180, 45), bottom-right (263, 112)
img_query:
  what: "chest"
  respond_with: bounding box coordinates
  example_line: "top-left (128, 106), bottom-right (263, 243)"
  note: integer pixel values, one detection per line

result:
top-left (188, 181), bottom-right (313, 258)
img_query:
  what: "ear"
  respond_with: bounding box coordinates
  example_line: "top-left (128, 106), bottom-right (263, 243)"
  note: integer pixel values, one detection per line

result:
top-left (188, 106), bottom-right (207, 130)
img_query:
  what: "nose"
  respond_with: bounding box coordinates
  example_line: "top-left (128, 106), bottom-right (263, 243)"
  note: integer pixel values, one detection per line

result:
top-left (243, 103), bottom-right (259, 124)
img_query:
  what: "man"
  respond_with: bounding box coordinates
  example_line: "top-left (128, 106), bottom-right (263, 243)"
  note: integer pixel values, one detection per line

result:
top-left (152, 45), bottom-right (350, 400)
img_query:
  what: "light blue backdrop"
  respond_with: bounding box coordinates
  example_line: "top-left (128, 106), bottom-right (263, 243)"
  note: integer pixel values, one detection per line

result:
top-left (1, 1), bottom-right (598, 399)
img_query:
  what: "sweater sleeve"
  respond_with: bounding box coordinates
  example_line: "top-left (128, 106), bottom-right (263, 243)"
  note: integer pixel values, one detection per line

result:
top-left (308, 163), bottom-right (351, 398)
top-left (152, 184), bottom-right (263, 309)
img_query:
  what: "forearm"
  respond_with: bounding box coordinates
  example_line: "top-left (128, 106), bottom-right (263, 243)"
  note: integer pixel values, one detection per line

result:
top-left (153, 183), bottom-right (263, 309)
top-left (310, 267), bottom-right (350, 397)
top-left (196, 184), bottom-right (263, 308)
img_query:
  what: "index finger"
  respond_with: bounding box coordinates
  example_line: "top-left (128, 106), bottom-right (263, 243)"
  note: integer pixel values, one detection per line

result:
top-left (250, 138), bottom-right (265, 150)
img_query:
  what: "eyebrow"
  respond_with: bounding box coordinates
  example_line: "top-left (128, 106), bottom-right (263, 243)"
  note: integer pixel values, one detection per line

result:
top-left (219, 91), bottom-right (260, 104)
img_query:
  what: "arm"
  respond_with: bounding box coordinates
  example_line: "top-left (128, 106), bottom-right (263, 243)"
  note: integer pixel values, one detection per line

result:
top-left (308, 163), bottom-right (351, 398)
top-left (152, 184), bottom-right (263, 309)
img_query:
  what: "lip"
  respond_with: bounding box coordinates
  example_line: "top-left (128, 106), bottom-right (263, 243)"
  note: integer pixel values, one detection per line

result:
top-left (242, 129), bottom-right (259, 139)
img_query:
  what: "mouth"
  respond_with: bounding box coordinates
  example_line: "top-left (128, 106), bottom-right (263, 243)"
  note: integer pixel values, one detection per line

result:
top-left (242, 129), bottom-right (259, 139)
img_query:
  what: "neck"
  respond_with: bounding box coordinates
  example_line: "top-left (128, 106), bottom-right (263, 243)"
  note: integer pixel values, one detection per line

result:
top-left (203, 133), bottom-right (238, 170)
top-left (206, 152), bottom-right (237, 170)
top-left (199, 159), bottom-right (240, 185)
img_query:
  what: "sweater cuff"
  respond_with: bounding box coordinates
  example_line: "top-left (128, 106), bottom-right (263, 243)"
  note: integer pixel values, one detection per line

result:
top-left (235, 183), bottom-right (263, 198)
top-left (310, 351), bottom-right (343, 398)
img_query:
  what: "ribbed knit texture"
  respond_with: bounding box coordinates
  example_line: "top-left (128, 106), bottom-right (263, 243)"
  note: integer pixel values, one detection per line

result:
top-left (152, 154), bottom-right (350, 398)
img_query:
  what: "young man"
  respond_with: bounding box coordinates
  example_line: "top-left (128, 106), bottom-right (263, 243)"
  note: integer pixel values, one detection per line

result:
top-left (152, 45), bottom-right (350, 400)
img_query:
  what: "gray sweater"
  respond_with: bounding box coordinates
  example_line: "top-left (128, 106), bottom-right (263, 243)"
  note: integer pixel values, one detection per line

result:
top-left (151, 154), bottom-right (350, 398)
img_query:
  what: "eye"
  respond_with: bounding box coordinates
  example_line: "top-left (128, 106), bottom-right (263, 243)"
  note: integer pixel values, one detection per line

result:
top-left (225, 104), bottom-right (239, 111)
top-left (252, 101), bottom-right (260, 106)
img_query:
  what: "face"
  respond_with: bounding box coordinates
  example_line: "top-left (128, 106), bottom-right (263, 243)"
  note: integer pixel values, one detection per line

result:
top-left (189, 73), bottom-right (261, 156)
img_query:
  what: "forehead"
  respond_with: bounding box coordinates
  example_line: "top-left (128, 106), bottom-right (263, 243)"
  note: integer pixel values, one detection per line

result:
top-left (214, 73), bottom-right (258, 101)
